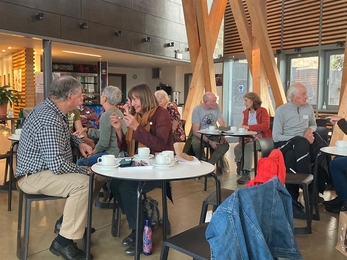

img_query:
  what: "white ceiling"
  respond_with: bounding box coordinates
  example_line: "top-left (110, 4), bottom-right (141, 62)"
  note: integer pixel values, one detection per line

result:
top-left (0, 32), bottom-right (190, 69)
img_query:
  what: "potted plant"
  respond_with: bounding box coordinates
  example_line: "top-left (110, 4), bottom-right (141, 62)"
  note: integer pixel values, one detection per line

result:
top-left (0, 85), bottom-right (22, 117)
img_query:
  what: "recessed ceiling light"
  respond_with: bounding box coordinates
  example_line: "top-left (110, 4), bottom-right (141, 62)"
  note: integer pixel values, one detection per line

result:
top-left (62, 50), bottom-right (101, 58)
top-left (8, 46), bottom-right (11, 49)
top-left (2, 50), bottom-right (6, 52)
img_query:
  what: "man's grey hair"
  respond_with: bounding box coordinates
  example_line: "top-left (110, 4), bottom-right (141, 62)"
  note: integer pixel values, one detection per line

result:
top-left (286, 83), bottom-right (303, 101)
top-left (49, 76), bottom-right (81, 100)
top-left (103, 86), bottom-right (122, 105)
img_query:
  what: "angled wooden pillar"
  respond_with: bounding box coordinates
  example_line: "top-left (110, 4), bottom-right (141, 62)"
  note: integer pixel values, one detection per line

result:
top-left (331, 34), bottom-right (347, 144)
top-left (182, 0), bottom-right (227, 132)
top-left (229, 0), bottom-right (277, 115)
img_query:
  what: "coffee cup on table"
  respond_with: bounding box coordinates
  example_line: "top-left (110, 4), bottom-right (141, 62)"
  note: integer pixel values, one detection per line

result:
top-left (336, 140), bottom-right (347, 149)
top-left (97, 154), bottom-right (116, 166)
top-left (15, 129), bottom-right (22, 135)
top-left (156, 154), bottom-right (172, 165)
top-left (238, 127), bottom-right (247, 134)
top-left (162, 150), bottom-right (174, 161)
top-left (138, 147), bottom-right (150, 157)
top-left (208, 125), bottom-right (216, 132)
top-left (230, 126), bottom-right (237, 133)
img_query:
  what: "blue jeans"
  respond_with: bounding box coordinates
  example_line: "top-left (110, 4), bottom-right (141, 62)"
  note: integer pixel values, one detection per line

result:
top-left (329, 156), bottom-right (347, 201)
top-left (76, 151), bottom-right (108, 167)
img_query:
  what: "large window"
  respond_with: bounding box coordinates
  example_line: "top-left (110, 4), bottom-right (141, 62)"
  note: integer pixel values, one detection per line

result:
top-left (288, 54), bottom-right (319, 106)
top-left (325, 51), bottom-right (344, 108)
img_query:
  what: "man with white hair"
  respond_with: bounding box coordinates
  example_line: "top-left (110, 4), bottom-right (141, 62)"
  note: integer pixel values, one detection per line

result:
top-left (273, 82), bottom-right (329, 219)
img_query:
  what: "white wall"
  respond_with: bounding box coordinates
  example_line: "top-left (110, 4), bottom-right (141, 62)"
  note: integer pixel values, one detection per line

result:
top-left (109, 64), bottom-right (191, 102)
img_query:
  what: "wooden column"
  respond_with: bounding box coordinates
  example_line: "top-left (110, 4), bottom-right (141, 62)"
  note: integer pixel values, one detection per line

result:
top-left (182, 0), bottom-right (227, 132)
top-left (12, 48), bottom-right (35, 117)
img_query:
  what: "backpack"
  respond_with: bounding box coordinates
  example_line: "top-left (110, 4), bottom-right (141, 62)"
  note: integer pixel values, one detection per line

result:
top-left (143, 194), bottom-right (160, 229)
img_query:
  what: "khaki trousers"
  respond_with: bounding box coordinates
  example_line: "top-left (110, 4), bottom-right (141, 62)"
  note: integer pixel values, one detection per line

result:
top-left (18, 170), bottom-right (89, 240)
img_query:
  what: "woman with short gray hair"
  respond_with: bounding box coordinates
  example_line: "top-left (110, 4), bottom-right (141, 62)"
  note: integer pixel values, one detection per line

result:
top-left (77, 86), bottom-right (127, 166)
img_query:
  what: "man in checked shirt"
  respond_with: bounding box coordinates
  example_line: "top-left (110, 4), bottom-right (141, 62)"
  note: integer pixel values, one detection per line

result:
top-left (15, 76), bottom-right (94, 260)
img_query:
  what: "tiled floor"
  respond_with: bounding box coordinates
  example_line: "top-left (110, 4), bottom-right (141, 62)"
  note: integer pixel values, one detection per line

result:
top-left (0, 129), bottom-right (346, 259)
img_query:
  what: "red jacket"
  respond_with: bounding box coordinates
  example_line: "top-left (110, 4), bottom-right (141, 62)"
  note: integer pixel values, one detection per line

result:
top-left (247, 149), bottom-right (286, 186)
top-left (242, 106), bottom-right (272, 138)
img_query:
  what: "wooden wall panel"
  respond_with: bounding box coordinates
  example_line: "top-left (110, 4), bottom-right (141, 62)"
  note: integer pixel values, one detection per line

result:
top-left (12, 48), bottom-right (35, 117)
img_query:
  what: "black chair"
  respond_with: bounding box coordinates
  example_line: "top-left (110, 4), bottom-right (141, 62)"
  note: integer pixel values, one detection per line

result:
top-left (315, 126), bottom-right (331, 144)
top-left (17, 190), bottom-right (64, 260)
top-left (160, 223), bottom-right (210, 260)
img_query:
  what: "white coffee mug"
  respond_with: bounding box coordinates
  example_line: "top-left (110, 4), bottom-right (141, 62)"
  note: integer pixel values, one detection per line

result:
top-left (238, 127), bottom-right (247, 134)
top-left (162, 150), bottom-right (174, 161)
top-left (15, 129), bottom-right (22, 135)
top-left (156, 154), bottom-right (172, 165)
top-left (230, 126), bottom-right (237, 133)
top-left (97, 154), bottom-right (116, 166)
top-left (336, 140), bottom-right (347, 149)
top-left (208, 125), bottom-right (216, 132)
top-left (138, 147), bottom-right (150, 157)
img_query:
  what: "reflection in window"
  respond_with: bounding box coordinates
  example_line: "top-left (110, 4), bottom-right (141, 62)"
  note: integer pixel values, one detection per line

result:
top-left (290, 57), bottom-right (319, 105)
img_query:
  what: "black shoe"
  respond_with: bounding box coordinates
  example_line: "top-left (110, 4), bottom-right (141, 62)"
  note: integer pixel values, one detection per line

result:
top-left (124, 246), bottom-right (143, 256)
top-left (322, 197), bottom-right (339, 206)
top-left (325, 200), bottom-right (347, 214)
top-left (122, 230), bottom-right (136, 246)
top-left (49, 238), bottom-right (92, 260)
top-left (237, 175), bottom-right (250, 185)
top-left (54, 217), bottom-right (95, 235)
top-left (292, 200), bottom-right (306, 220)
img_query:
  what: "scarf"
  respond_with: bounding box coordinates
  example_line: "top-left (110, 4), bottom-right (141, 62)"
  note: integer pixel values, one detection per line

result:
top-left (126, 107), bottom-right (158, 156)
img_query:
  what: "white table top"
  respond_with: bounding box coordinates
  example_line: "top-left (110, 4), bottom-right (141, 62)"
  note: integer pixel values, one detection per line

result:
top-left (321, 146), bottom-right (347, 157)
top-left (7, 135), bottom-right (20, 141)
top-left (198, 129), bottom-right (257, 136)
top-left (91, 160), bottom-right (215, 181)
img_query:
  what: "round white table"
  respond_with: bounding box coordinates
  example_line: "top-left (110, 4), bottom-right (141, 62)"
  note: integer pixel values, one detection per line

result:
top-left (87, 160), bottom-right (218, 260)
top-left (320, 146), bottom-right (347, 157)
top-left (198, 129), bottom-right (258, 181)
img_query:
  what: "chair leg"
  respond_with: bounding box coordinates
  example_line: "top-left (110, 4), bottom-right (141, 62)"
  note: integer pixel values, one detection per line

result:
top-left (160, 242), bottom-right (170, 260)
top-left (199, 201), bottom-right (208, 224)
top-left (111, 201), bottom-right (122, 238)
top-left (294, 184), bottom-right (312, 235)
top-left (23, 196), bottom-right (32, 260)
top-left (17, 190), bottom-right (24, 259)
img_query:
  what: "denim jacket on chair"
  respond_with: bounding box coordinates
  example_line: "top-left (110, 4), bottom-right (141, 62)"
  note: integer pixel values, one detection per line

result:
top-left (206, 176), bottom-right (302, 260)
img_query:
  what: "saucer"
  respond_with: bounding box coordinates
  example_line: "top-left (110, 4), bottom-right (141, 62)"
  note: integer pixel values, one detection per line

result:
top-left (134, 154), bottom-right (154, 159)
top-left (152, 162), bottom-right (175, 168)
top-left (95, 163), bottom-right (120, 169)
top-left (335, 146), bottom-right (347, 151)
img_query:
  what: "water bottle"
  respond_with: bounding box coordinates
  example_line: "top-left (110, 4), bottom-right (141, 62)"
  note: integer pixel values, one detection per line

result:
top-left (142, 219), bottom-right (153, 255)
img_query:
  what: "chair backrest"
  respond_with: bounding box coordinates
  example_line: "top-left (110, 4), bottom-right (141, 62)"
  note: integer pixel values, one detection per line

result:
top-left (258, 138), bottom-right (275, 158)
top-left (315, 126), bottom-right (331, 144)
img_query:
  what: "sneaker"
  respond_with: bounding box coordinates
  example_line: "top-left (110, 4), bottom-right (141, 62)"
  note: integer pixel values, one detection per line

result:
top-left (292, 200), bottom-right (306, 219)
top-left (237, 175), bottom-right (250, 185)
top-left (325, 200), bottom-right (347, 214)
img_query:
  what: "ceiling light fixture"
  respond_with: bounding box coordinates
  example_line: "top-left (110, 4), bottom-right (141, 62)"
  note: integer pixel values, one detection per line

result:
top-left (62, 50), bottom-right (101, 58)
top-left (35, 13), bottom-right (44, 20)
top-left (79, 22), bottom-right (88, 29)
top-left (294, 47), bottom-right (301, 53)
top-left (337, 41), bottom-right (345, 48)
top-left (115, 30), bottom-right (122, 36)
top-left (143, 37), bottom-right (151, 42)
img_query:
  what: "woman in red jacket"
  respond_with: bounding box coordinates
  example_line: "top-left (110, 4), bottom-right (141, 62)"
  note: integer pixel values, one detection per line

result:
top-left (235, 92), bottom-right (272, 184)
